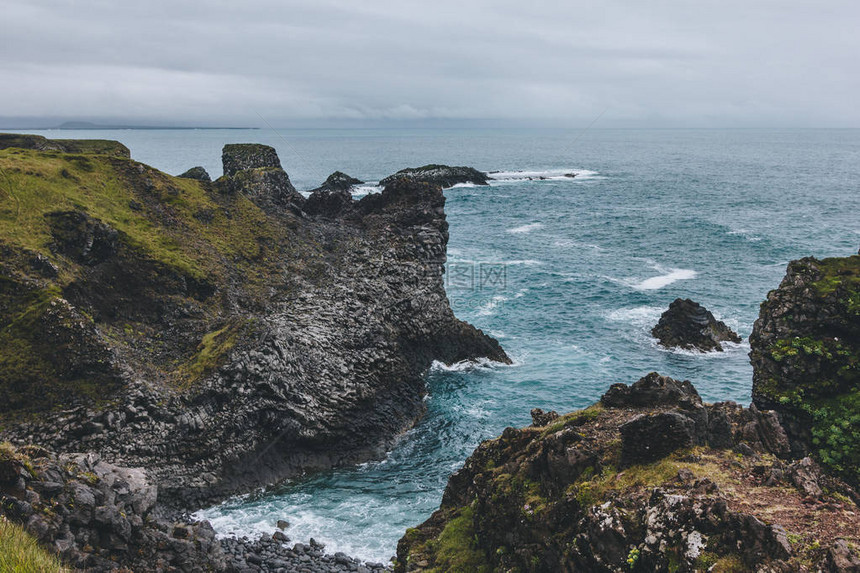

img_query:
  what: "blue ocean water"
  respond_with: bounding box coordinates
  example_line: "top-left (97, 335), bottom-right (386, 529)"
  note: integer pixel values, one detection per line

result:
top-left (12, 127), bottom-right (860, 562)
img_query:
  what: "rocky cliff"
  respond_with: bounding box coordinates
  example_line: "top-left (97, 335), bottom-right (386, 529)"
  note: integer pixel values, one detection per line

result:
top-left (750, 251), bottom-right (860, 485)
top-left (395, 373), bottom-right (860, 572)
top-left (0, 136), bottom-right (508, 510)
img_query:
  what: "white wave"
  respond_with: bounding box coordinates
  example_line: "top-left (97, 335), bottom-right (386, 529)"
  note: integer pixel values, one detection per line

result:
top-left (605, 305), bottom-right (665, 327)
top-left (634, 268), bottom-right (697, 290)
top-left (653, 338), bottom-right (751, 357)
top-left (430, 357), bottom-right (507, 372)
top-left (351, 184), bottom-right (382, 196)
top-left (727, 228), bottom-right (762, 242)
top-left (450, 182), bottom-right (479, 188)
top-left (487, 168), bottom-right (601, 182)
top-left (507, 222), bottom-right (544, 234)
top-left (503, 259), bottom-right (543, 266)
top-left (476, 295), bottom-right (509, 317)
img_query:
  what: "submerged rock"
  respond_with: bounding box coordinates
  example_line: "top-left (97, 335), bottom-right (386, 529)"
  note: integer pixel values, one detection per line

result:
top-left (379, 164), bottom-right (490, 188)
top-left (178, 166), bottom-right (211, 181)
top-left (651, 298), bottom-right (741, 352)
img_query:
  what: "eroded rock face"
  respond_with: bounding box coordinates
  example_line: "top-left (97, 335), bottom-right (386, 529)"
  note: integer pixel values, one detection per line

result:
top-left (379, 164), bottom-right (490, 188)
top-left (396, 373), bottom-right (854, 573)
top-left (0, 444), bottom-right (225, 572)
top-left (0, 142), bottom-right (508, 509)
top-left (652, 298), bottom-right (741, 352)
top-left (221, 143), bottom-right (282, 176)
top-left (750, 253), bottom-right (860, 483)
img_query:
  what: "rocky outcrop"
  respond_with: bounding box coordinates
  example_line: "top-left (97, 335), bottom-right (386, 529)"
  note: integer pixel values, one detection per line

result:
top-left (379, 165), bottom-right (490, 188)
top-left (0, 443), bottom-right (225, 571)
top-left (311, 171), bottom-right (364, 193)
top-left (0, 139), bottom-right (508, 513)
top-left (396, 373), bottom-right (859, 572)
top-left (178, 166), bottom-right (211, 182)
top-left (0, 132), bottom-right (131, 157)
top-left (750, 253), bottom-right (860, 484)
top-left (651, 298), bottom-right (741, 352)
top-left (217, 143), bottom-right (305, 214)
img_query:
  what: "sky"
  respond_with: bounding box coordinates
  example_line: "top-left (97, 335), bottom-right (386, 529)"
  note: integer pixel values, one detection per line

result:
top-left (1, 0), bottom-right (858, 128)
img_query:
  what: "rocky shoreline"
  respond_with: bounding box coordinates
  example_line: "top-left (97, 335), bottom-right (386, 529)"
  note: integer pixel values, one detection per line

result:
top-left (0, 136), bottom-right (506, 570)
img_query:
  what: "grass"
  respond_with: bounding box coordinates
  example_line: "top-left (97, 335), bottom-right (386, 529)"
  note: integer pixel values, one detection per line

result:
top-left (422, 507), bottom-right (491, 573)
top-left (0, 518), bottom-right (67, 573)
top-left (0, 148), bottom-right (284, 283)
top-left (176, 319), bottom-right (246, 387)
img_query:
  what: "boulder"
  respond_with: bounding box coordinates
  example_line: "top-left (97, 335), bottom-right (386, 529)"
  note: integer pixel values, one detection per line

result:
top-left (651, 298), bottom-right (741, 352)
top-left (310, 171), bottom-right (363, 193)
top-left (178, 166), bottom-right (211, 182)
top-left (379, 164), bottom-right (490, 189)
top-left (620, 411), bottom-right (697, 466)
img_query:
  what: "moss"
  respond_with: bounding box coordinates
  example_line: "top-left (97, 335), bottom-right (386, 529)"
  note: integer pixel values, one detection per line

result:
top-left (425, 507), bottom-right (492, 573)
top-left (0, 517), bottom-right (68, 572)
top-left (540, 404), bottom-right (604, 436)
top-left (176, 319), bottom-right (246, 387)
top-left (0, 148), bottom-right (287, 284)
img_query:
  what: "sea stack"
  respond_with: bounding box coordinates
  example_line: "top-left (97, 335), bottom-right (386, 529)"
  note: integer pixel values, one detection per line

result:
top-left (651, 298), bottom-right (741, 352)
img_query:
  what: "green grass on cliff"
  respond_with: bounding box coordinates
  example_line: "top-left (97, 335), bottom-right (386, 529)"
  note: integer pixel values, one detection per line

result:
top-left (0, 147), bottom-right (284, 282)
top-left (0, 518), bottom-right (67, 572)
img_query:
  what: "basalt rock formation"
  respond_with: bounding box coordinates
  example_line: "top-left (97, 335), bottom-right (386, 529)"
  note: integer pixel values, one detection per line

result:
top-left (396, 373), bottom-right (860, 572)
top-left (380, 165), bottom-right (490, 189)
top-left (0, 443), bottom-right (226, 571)
top-left (652, 298), bottom-right (741, 352)
top-left (178, 166), bottom-right (211, 182)
top-left (311, 170), bottom-right (364, 193)
top-left (0, 137), bottom-right (508, 516)
top-left (750, 252), bottom-right (860, 485)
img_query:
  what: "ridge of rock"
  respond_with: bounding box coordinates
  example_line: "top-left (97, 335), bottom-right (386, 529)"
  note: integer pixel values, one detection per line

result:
top-left (379, 164), bottom-right (490, 189)
top-left (396, 373), bottom-right (858, 572)
top-left (0, 140), bottom-right (508, 511)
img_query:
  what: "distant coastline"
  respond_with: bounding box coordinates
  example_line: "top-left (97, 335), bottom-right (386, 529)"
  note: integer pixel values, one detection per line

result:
top-left (1, 121), bottom-right (258, 130)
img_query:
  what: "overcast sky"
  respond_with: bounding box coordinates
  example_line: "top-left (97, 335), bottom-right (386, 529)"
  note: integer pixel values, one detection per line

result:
top-left (2, 0), bottom-right (858, 127)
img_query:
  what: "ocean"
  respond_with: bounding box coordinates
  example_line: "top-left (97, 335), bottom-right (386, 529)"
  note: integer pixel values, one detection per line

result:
top-left (11, 127), bottom-right (860, 562)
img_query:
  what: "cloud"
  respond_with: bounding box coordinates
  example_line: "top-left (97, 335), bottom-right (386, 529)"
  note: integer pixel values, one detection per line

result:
top-left (1, 0), bottom-right (858, 126)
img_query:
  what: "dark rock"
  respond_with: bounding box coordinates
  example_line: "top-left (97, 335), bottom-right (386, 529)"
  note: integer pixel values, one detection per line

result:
top-left (0, 133), bottom-right (130, 157)
top-left (379, 164), bottom-right (490, 189)
top-left (530, 408), bottom-right (559, 427)
top-left (397, 374), bottom-right (847, 573)
top-left (222, 144), bottom-right (282, 177)
top-left (750, 253), bottom-right (860, 483)
top-left (304, 188), bottom-right (353, 218)
top-left (276, 519), bottom-right (289, 530)
top-left (178, 166), bottom-right (211, 182)
top-left (602, 371), bottom-right (702, 409)
top-left (311, 171), bottom-right (364, 193)
top-left (620, 411), bottom-right (697, 466)
top-left (651, 298), bottom-right (741, 352)
top-left (45, 210), bottom-right (119, 266)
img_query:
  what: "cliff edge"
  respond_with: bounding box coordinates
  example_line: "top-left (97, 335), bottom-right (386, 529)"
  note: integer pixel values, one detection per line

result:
top-left (0, 137), bottom-right (508, 508)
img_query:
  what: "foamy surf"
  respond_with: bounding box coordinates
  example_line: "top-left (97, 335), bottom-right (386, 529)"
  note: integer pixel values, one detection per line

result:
top-left (430, 357), bottom-right (508, 372)
top-left (507, 222), bottom-right (544, 234)
top-left (487, 168), bottom-right (601, 182)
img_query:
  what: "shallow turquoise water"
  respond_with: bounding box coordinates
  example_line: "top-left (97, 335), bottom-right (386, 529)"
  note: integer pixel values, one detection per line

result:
top-left (12, 128), bottom-right (860, 562)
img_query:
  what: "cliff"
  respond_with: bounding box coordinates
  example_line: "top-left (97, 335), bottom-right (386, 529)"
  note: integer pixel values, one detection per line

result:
top-left (396, 373), bottom-right (860, 572)
top-left (0, 136), bottom-right (508, 509)
top-left (750, 251), bottom-right (860, 485)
